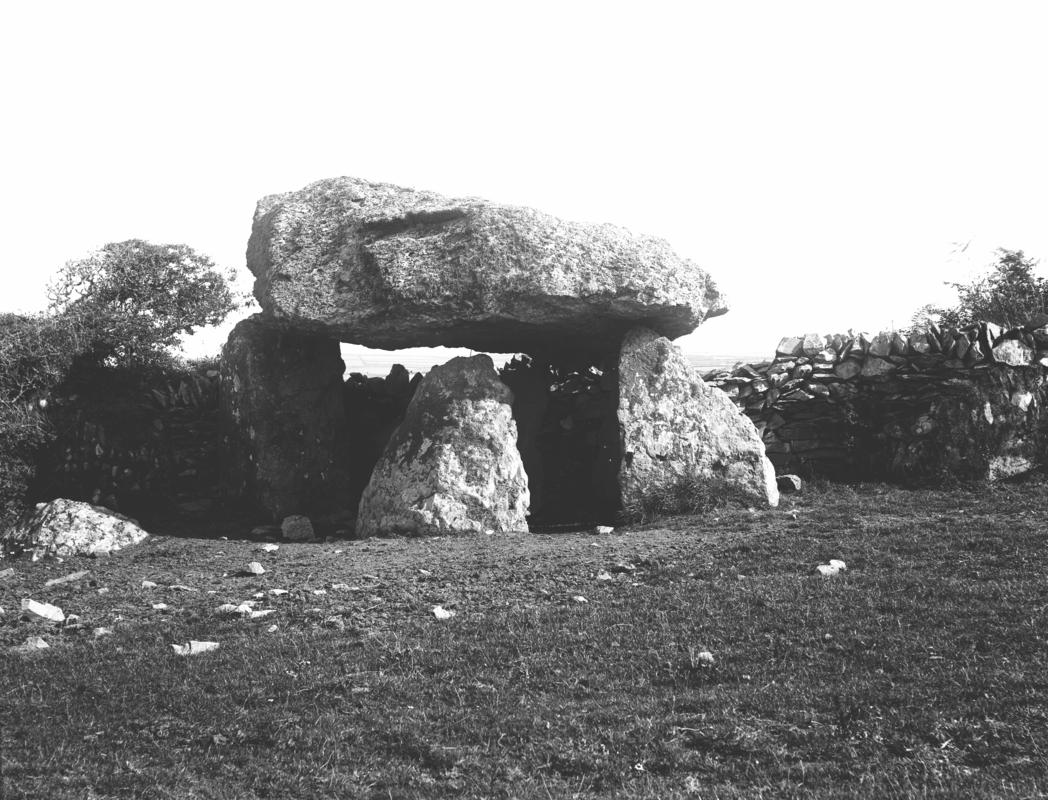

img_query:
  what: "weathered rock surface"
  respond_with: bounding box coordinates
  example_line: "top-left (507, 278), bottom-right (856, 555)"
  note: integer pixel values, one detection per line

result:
top-left (247, 177), bottom-right (726, 359)
top-left (356, 355), bottom-right (529, 536)
top-left (617, 328), bottom-right (779, 513)
top-left (12, 499), bottom-right (149, 559)
top-left (281, 514), bottom-right (315, 542)
top-left (219, 316), bottom-right (350, 521)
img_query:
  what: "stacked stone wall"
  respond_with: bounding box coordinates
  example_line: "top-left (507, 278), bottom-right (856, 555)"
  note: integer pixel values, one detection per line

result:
top-left (31, 363), bottom-right (223, 522)
top-left (704, 321), bottom-right (1048, 483)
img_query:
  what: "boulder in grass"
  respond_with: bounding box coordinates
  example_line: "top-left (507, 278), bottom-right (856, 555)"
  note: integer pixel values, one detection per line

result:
top-left (8, 499), bottom-right (148, 559)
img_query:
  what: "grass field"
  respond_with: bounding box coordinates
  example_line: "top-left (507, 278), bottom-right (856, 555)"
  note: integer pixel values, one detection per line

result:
top-left (2, 479), bottom-right (1047, 799)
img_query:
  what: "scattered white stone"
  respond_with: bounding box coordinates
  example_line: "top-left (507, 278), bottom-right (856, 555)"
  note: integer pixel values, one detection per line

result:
top-left (330, 583), bottom-right (351, 591)
top-left (93, 627), bottom-right (114, 637)
top-left (20, 636), bottom-right (50, 651)
top-left (572, 595), bottom-right (589, 604)
top-left (172, 640), bottom-right (220, 656)
top-left (168, 584), bottom-right (198, 592)
top-left (64, 614), bottom-right (81, 626)
top-left (44, 570), bottom-right (90, 587)
top-left (215, 603), bottom-right (241, 615)
top-left (248, 609), bottom-right (275, 620)
top-left (141, 580), bottom-right (158, 589)
top-left (418, 569), bottom-right (433, 577)
top-left (431, 605), bottom-right (456, 620)
top-left (259, 543), bottom-right (280, 552)
top-left (20, 598), bottom-right (65, 622)
top-left (596, 570), bottom-right (613, 581)
top-left (312, 589), bottom-right (327, 596)
top-left (151, 603), bottom-right (170, 611)
top-left (694, 650), bottom-right (715, 666)
top-left (268, 589), bottom-right (289, 597)
top-left (267, 624), bottom-right (278, 633)
top-left (97, 588), bottom-right (110, 594)
top-left (816, 559), bottom-right (847, 576)
top-left (253, 592), bottom-right (265, 599)
top-left (594, 525), bottom-right (614, 535)
top-left (246, 562), bottom-right (265, 575)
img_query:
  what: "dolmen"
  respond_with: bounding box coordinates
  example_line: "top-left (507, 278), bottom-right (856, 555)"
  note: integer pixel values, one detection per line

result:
top-left (220, 176), bottom-right (778, 534)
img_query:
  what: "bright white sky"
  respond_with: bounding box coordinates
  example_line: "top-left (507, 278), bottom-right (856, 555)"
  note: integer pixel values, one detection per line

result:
top-left (2, 1), bottom-right (1046, 361)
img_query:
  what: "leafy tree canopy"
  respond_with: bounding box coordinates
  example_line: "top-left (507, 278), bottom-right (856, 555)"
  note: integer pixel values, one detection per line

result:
top-left (47, 240), bottom-right (241, 366)
top-left (912, 248), bottom-right (1047, 331)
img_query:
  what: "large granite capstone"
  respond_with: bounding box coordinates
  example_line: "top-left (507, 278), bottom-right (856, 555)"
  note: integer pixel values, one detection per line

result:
top-left (247, 177), bottom-right (727, 359)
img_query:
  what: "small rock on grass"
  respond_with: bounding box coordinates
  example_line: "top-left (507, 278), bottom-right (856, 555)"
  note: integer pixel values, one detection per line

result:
top-left (20, 598), bottom-right (65, 622)
top-left (693, 650), bottom-right (715, 666)
top-left (93, 627), bottom-right (114, 637)
top-left (281, 515), bottom-right (315, 542)
top-left (431, 605), bottom-right (456, 620)
top-left (0, 567), bottom-right (16, 580)
top-left (44, 570), bottom-right (89, 587)
top-left (572, 595), bottom-right (589, 604)
top-left (172, 640), bottom-right (219, 656)
top-left (594, 525), bottom-right (614, 535)
top-left (246, 562), bottom-right (265, 575)
top-left (141, 580), bottom-right (158, 589)
top-left (816, 559), bottom-right (847, 576)
top-left (19, 636), bottom-right (50, 652)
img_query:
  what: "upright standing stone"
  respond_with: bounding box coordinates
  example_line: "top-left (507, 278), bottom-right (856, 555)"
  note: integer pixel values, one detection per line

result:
top-left (357, 355), bottom-right (529, 536)
top-left (219, 316), bottom-right (349, 521)
top-left (618, 327), bottom-right (778, 514)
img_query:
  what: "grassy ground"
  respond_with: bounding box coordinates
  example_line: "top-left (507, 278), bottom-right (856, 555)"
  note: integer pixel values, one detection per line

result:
top-left (2, 479), bottom-right (1047, 799)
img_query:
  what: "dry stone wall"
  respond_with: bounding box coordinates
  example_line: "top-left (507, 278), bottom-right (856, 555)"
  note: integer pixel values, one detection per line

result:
top-left (31, 363), bottom-right (223, 522)
top-left (704, 321), bottom-right (1048, 483)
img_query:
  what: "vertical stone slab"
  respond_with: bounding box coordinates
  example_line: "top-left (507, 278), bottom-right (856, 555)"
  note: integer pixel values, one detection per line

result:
top-left (357, 355), bottom-right (529, 536)
top-left (219, 315), bottom-right (349, 520)
top-left (618, 327), bottom-right (778, 515)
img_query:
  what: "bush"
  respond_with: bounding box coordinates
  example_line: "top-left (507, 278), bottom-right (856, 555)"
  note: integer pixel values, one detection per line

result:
top-left (0, 313), bottom-right (90, 529)
top-left (47, 239), bottom-right (242, 367)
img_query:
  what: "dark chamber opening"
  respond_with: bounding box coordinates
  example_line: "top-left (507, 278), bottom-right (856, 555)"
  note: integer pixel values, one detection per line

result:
top-left (340, 355), bottom-right (622, 529)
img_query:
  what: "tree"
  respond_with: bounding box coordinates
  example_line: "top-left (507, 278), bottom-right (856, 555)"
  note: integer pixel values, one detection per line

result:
top-left (47, 240), bottom-right (241, 366)
top-left (912, 248), bottom-right (1047, 330)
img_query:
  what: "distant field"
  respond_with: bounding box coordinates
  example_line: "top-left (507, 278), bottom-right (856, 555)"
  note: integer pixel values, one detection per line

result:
top-left (3, 478), bottom-right (1046, 798)
top-left (340, 345), bottom-right (770, 377)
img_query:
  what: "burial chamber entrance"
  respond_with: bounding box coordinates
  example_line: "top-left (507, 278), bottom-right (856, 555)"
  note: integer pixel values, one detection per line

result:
top-left (217, 318), bottom-right (625, 529)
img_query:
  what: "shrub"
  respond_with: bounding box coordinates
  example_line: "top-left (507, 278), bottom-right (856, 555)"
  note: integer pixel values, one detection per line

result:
top-left (0, 313), bottom-right (88, 528)
top-left (47, 239), bottom-right (242, 367)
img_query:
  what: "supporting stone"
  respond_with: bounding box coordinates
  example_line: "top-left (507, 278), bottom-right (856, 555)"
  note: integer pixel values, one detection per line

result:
top-left (617, 327), bottom-right (779, 515)
top-left (356, 355), bottom-right (529, 536)
top-left (219, 315), bottom-right (349, 521)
